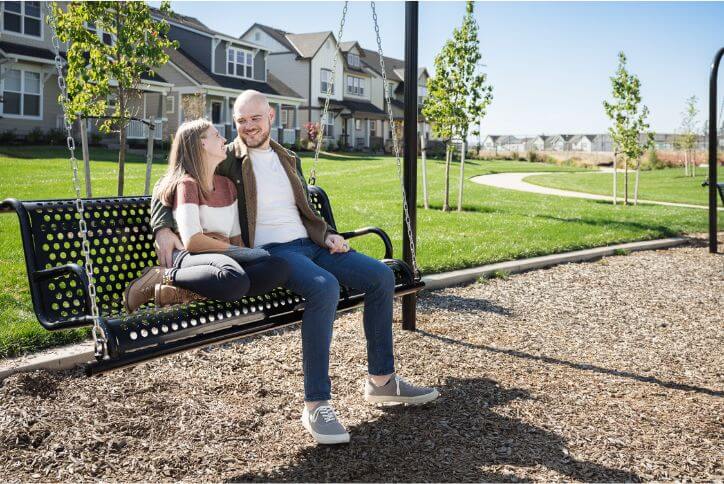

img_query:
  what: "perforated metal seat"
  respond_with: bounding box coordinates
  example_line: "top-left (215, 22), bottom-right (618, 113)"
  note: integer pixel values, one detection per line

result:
top-left (1, 186), bottom-right (422, 374)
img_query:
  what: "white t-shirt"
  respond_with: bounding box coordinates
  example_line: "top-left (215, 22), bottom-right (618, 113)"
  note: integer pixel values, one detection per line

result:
top-left (249, 146), bottom-right (308, 247)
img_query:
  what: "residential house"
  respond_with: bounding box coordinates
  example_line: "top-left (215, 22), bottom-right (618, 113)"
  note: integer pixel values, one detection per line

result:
top-left (154, 10), bottom-right (304, 145)
top-left (546, 134), bottom-right (574, 151)
top-left (241, 23), bottom-right (431, 151)
top-left (0, 1), bottom-right (172, 140)
top-left (570, 134), bottom-right (597, 152)
top-left (482, 135), bottom-right (500, 151)
top-left (531, 135), bottom-right (548, 151)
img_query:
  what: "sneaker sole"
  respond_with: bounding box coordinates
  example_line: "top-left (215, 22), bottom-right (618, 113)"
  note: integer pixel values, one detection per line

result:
top-left (301, 417), bottom-right (350, 445)
top-left (364, 388), bottom-right (440, 406)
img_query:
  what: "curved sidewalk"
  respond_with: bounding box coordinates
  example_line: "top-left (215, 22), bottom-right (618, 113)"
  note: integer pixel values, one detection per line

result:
top-left (470, 172), bottom-right (722, 211)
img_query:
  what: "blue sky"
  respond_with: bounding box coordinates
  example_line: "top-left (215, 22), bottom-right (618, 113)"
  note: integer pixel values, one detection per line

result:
top-left (155, 1), bottom-right (724, 137)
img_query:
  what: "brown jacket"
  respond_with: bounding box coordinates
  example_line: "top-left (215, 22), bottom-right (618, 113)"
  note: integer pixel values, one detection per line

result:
top-left (149, 137), bottom-right (335, 248)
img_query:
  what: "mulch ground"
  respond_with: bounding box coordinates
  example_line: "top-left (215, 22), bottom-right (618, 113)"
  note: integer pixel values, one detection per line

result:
top-left (1, 239), bottom-right (722, 482)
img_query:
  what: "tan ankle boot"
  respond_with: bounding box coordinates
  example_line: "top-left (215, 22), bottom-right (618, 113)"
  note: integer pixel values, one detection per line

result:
top-left (123, 266), bottom-right (164, 313)
top-left (154, 283), bottom-right (205, 308)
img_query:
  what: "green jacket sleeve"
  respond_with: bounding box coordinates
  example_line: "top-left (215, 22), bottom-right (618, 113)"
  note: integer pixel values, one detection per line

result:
top-left (149, 181), bottom-right (177, 235)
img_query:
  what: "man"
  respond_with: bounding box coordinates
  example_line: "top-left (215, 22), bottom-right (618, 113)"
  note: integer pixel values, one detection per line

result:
top-left (151, 90), bottom-right (438, 445)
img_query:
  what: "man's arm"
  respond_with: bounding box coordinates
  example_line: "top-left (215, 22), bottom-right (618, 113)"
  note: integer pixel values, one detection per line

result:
top-left (149, 187), bottom-right (183, 267)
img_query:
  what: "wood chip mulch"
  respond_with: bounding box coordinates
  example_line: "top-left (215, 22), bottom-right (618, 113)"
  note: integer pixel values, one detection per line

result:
top-left (1, 239), bottom-right (722, 482)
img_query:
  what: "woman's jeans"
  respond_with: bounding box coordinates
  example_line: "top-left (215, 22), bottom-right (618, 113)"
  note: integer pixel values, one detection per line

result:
top-left (262, 237), bottom-right (396, 402)
top-left (168, 248), bottom-right (290, 301)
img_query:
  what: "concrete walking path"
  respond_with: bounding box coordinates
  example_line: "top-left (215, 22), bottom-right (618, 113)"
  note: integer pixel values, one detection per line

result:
top-left (470, 171), bottom-right (722, 211)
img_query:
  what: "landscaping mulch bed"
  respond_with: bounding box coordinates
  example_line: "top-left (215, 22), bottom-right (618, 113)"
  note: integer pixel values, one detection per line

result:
top-left (1, 239), bottom-right (722, 482)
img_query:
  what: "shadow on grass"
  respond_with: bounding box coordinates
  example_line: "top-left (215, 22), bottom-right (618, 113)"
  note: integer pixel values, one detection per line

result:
top-left (417, 331), bottom-right (723, 398)
top-left (227, 376), bottom-right (641, 482)
top-left (533, 214), bottom-right (679, 237)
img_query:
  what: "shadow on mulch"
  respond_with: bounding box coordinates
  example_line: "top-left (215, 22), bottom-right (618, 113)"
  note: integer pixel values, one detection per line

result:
top-left (419, 292), bottom-right (513, 317)
top-left (228, 377), bottom-right (641, 483)
top-left (417, 330), bottom-right (723, 398)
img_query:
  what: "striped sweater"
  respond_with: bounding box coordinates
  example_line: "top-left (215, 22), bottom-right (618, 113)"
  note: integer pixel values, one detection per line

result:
top-left (172, 175), bottom-right (241, 246)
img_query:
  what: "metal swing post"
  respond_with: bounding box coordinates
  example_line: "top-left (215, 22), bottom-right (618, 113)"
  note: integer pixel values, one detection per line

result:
top-left (402, 1), bottom-right (419, 331)
top-left (707, 47), bottom-right (723, 254)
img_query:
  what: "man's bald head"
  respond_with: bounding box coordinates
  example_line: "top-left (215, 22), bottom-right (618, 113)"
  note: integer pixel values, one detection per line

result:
top-left (233, 90), bottom-right (275, 149)
top-left (233, 90), bottom-right (270, 115)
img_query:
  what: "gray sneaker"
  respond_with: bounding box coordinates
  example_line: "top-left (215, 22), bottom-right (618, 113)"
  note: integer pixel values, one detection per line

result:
top-left (365, 374), bottom-right (440, 405)
top-left (301, 404), bottom-right (350, 445)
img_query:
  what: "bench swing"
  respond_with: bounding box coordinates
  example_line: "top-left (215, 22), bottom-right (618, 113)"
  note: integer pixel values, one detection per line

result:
top-left (0, 1), bottom-right (423, 375)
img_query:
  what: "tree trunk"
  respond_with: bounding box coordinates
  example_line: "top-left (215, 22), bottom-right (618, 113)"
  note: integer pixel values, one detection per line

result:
top-left (117, 89), bottom-right (127, 196)
top-left (457, 140), bottom-right (466, 211)
top-left (623, 156), bottom-right (629, 205)
top-left (79, 118), bottom-right (92, 198)
top-left (683, 150), bottom-right (689, 176)
top-left (443, 143), bottom-right (451, 212)
top-left (420, 131), bottom-right (429, 209)
top-left (144, 116), bottom-right (155, 195)
top-left (690, 150), bottom-right (696, 177)
top-left (612, 151), bottom-right (617, 205)
top-left (633, 158), bottom-right (641, 205)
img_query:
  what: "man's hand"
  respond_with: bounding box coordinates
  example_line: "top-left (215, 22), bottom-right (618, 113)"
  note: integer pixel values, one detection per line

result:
top-left (325, 234), bottom-right (350, 254)
top-left (154, 228), bottom-right (184, 267)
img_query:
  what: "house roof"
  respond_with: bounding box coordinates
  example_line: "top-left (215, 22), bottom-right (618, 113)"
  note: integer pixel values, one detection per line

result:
top-left (323, 98), bottom-right (387, 119)
top-left (286, 31), bottom-right (333, 58)
top-left (0, 41), bottom-right (58, 60)
top-left (243, 23), bottom-right (297, 52)
top-left (169, 47), bottom-right (301, 98)
top-left (151, 7), bottom-right (262, 50)
top-left (361, 48), bottom-right (404, 82)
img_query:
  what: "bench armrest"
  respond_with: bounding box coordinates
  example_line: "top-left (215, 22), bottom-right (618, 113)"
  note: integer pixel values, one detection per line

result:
top-left (339, 227), bottom-right (393, 260)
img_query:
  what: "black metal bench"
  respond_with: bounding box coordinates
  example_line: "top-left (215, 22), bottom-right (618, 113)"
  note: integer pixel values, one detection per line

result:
top-left (1, 186), bottom-right (423, 375)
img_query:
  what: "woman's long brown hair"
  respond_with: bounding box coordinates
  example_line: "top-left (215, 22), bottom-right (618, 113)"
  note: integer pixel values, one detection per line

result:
top-left (154, 118), bottom-right (214, 207)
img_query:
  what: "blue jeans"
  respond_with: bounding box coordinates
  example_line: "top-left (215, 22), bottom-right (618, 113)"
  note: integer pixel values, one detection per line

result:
top-left (263, 237), bottom-right (396, 402)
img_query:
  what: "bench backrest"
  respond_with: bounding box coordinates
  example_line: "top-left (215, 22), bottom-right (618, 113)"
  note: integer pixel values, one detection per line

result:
top-left (13, 186), bottom-right (336, 325)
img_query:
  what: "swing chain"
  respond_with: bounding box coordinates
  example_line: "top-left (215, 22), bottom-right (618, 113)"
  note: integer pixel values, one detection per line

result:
top-left (310, 0), bottom-right (349, 186)
top-left (371, 1), bottom-right (420, 278)
top-left (49, 8), bottom-right (107, 359)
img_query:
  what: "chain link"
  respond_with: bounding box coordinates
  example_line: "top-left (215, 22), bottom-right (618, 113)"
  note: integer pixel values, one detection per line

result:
top-left (371, 1), bottom-right (420, 278)
top-left (48, 7), bottom-right (107, 359)
top-left (310, 1), bottom-right (349, 186)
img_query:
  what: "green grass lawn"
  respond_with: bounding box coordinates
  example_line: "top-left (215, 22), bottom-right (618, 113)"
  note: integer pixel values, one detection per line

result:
top-left (525, 168), bottom-right (714, 205)
top-left (0, 146), bottom-right (718, 358)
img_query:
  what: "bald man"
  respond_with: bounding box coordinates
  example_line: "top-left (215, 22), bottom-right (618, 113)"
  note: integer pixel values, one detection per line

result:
top-left (150, 90), bottom-right (438, 445)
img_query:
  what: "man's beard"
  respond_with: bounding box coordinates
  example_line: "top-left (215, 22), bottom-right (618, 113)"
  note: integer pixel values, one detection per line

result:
top-left (241, 120), bottom-right (271, 148)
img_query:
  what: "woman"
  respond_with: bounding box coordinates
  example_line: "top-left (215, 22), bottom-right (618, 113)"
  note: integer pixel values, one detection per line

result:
top-left (123, 119), bottom-right (289, 312)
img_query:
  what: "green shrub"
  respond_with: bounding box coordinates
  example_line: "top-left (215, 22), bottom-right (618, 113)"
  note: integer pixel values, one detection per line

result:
top-left (89, 132), bottom-right (103, 146)
top-left (46, 128), bottom-right (66, 146)
top-left (25, 128), bottom-right (45, 145)
top-left (0, 129), bottom-right (17, 145)
top-left (641, 148), bottom-right (666, 170)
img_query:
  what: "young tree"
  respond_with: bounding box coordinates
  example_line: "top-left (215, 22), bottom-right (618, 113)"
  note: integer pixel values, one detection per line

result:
top-left (603, 51), bottom-right (653, 206)
top-left (422, 0), bottom-right (493, 212)
top-left (50, 1), bottom-right (176, 196)
top-left (676, 95), bottom-right (699, 177)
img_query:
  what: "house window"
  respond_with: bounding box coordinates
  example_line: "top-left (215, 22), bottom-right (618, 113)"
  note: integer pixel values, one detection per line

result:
top-left (370, 120), bottom-right (377, 136)
top-left (3, 1), bottom-right (41, 37)
top-left (355, 119), bottom-right (362, 131)
top-left (106, 93), bottom-right (117, 109)
top-left (323, 116), bottom-right (334, 138)
top-left (1, 68), bottom-right (41, 118)
top-left (346, 76), bottom-right (364, 96)
top-left (227, 47), bottom-right (253, 78)
top-left (166, 95), bottom-right (175, 114)
top-left (254, 31), bottom-right (261, 41)
top-left (320, 68), bottom-right (334, 94)
top-left (85, 22), bottom-right (114, 45)
top-left (417, 85), bottom-right (427, 105)
top-left (347, 53), bottom-right (360, 67)
top-left (281, 109), bottom-right (288, 127)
